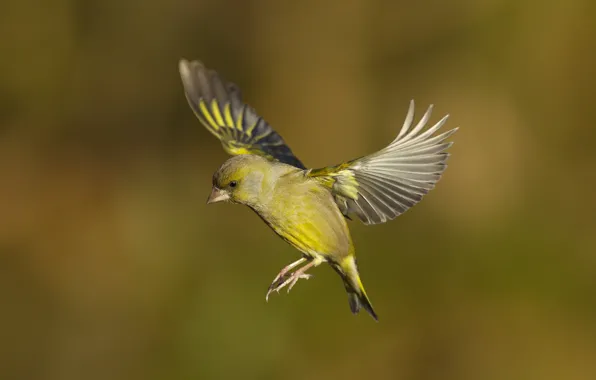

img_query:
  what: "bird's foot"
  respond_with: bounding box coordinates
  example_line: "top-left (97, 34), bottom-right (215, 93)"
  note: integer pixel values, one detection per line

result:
top-left (265, 272), bottom-right (312, 301)
top-left (286, 272), bottom-right (312, 292)
top-left (265, 259), bottom-right (317, 301)
top-left (268, 258), bottom-right (306, 287)
top-left (265, 258), bottom-right (306, 301)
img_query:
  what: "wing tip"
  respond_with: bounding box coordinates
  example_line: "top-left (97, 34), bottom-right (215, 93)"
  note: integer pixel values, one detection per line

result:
top-left (179, 59), bottom-right (210, 81)
top-left (178, 59), bottom-right (191, 81)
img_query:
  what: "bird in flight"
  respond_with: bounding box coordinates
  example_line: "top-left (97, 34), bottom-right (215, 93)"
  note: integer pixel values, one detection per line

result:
top-left (179, 59), bottom-right (457, 321)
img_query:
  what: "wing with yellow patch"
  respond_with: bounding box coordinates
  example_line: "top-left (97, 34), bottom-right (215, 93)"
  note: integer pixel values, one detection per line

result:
top-left (308, 101), bottom-right (457, 225)
top-left (179, 59), bottom-right (305, 169)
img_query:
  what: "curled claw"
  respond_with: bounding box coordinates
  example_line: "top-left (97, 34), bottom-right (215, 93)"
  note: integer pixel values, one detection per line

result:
top-left (265, 258), bottom-right (318, 300)
top-left (287, 273), bottom-right (312, 293)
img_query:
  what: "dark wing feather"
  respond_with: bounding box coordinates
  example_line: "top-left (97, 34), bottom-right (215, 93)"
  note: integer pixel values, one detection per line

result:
top-left (179, 59), bottom-right (305, 168)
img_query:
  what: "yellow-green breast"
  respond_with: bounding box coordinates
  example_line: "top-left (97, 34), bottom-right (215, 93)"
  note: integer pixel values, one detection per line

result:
top-left (258, 171), bottom-right (354, 262)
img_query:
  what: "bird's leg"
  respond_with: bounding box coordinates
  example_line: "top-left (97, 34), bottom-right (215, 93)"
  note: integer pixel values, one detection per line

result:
top-left (266, 258), bottom-right (307, 301)
top-left (270, 258), bottom-right (306, 286)
top-left (269, 257), bottom-right (323, 296)
top-left (284, 260), bottom-right (317, 293)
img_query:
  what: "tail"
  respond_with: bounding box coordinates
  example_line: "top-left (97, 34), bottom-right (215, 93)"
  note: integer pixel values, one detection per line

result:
top-left (335, 256), bottom-right (378, 321)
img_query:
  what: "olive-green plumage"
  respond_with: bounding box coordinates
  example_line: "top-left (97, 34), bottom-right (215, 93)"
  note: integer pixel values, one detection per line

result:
top-left (179, 59), bottom-right (458, 321)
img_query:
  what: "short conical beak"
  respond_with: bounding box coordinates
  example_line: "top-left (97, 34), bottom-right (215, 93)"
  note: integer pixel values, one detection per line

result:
top-left (206, 187), bottom-right (230, 204)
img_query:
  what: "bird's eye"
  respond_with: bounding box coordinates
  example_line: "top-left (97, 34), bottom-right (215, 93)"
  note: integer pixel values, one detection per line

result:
top-left (229, 180), bottom-right (237, 188)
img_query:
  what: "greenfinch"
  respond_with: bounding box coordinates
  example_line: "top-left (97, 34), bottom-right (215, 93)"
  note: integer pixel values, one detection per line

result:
top-left (179, 59), bottom-right (457, 321)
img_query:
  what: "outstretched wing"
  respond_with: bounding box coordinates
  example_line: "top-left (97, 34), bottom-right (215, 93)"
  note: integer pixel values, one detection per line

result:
top-left (308, 100), bottom-right (457, 225)
top-left (179, 59), bottom-right (305, 169)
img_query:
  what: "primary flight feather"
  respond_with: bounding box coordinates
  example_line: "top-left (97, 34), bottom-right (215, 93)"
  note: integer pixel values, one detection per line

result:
top-left (179, 59), bottom-right (457, 321)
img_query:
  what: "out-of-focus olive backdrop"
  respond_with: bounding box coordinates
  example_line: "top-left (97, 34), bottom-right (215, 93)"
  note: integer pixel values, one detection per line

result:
top-left (2, 0), bottom-right (596, 379)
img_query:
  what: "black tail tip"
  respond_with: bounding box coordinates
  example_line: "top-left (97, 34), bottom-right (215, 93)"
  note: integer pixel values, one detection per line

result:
top-left (348, 293), bottom-right (379, 322)
top-left (363, 303), bottom-right (379, 322)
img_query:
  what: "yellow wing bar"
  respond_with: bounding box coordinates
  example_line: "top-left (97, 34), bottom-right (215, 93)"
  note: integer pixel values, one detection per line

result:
top-left (179, 59), bottom-right (305, 169)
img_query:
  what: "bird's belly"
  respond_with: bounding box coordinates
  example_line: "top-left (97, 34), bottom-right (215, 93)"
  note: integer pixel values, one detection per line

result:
top-left (260, 198), bottom-right (352, 260)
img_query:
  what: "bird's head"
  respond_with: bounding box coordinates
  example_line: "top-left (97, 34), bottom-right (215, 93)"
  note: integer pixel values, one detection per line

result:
top-left (207, 155), bottom-right (272, 207)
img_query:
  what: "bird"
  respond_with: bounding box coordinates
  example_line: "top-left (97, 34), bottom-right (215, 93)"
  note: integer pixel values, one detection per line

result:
top-left (178, 59), bottom-right (457, 321)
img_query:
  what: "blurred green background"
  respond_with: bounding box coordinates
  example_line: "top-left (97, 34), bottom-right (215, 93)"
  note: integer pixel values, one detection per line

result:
top-left (2, 0), bottom-right (596, 379)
